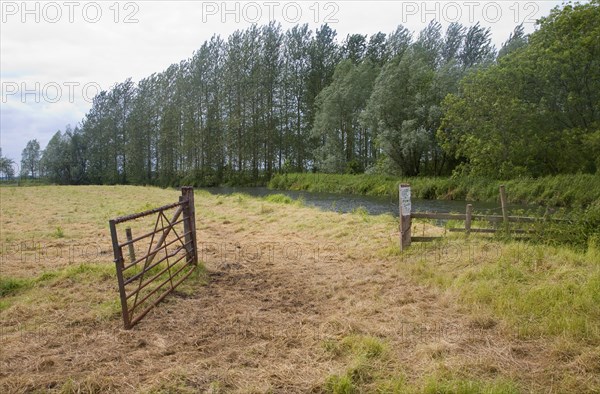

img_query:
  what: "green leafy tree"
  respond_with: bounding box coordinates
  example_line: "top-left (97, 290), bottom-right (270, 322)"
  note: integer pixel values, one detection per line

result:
top-left (282, 24), bottom-right (313, 171)
top-left (366, 32), bottom-right (388, 66)
top-left (459, 22), bottom-right (495, 68)
top-left (498, 24), bottom-right (527, 58)
top-left (41, 131), bottom-right (70, 183)
top-left (20, 139), bottom-right (41, 178)
top-left (386, 25), bottom-right (412, 59)
top-left (362, 22), bottom-right (484, 176)
top-left (0, 148), bottom-right (15, 179)
top-left (312, 58), bottom-right (379, 172)
top-left (305, 24), bottom-right (340, 166)
top-left (439, 0), bottom-right (600, 178)
top-left (342, 33), bottom-right (367, 64)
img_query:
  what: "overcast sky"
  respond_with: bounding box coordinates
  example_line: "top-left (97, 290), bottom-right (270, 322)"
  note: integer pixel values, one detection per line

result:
top-left (1, 0), bottom-right (564, 164)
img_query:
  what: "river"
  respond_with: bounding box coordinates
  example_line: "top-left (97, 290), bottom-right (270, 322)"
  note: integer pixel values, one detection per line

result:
top-left (202, 187), bottom-right (520, 216)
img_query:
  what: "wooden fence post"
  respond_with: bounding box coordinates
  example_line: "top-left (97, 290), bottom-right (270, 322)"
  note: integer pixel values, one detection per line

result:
top-left (125, 228), bottom-right (135, 265)
top-left (465, 204), bottom-right (473, 236)
top-left (499, 185), bottom-right (509, 232)
top-left (399, 184), bottom-right (412, 251)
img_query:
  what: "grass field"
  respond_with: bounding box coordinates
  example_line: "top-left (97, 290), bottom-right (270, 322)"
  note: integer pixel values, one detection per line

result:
top-left (1, 186), bottom-right (599, 393)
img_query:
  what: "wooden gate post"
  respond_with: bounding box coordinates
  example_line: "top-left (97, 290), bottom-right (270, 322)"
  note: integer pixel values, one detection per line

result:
top-left (181, 187), bottom-right (198, 265)
top-left (399, 184), bottom-right (412, 251)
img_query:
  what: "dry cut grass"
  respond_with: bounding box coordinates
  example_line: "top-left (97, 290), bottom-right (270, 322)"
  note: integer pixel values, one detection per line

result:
top-left (0, 185), bottom-right (598, 393)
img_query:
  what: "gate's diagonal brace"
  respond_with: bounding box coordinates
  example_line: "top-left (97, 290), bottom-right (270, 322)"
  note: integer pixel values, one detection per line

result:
top-left (143, 205), bottom-right (184, 268)
top-left (131, 206), bottom-right (184, 316)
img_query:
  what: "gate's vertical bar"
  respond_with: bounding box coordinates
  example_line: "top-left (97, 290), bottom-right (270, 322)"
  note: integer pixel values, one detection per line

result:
top-left (181, 187), bottom-right (198, 265)
top-left (399, 184), bottom-right (412, 251)
top-left (109, 219), bottom-right (131, 329)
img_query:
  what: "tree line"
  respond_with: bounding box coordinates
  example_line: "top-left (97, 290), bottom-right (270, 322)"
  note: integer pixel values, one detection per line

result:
top-left (11, 1), bottom-right (599, 186)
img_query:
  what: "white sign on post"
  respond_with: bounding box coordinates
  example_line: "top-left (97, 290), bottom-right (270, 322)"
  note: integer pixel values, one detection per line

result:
top-left (400, 186), bottom-right (411, 215)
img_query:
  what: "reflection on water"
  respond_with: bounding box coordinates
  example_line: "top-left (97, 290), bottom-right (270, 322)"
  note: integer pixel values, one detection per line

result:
top-left (202, 187), bottom-right (524, 216)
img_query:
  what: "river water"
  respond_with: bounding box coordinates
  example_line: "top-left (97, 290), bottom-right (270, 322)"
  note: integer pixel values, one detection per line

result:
top-left (202, 187), bottom-right (516, 216)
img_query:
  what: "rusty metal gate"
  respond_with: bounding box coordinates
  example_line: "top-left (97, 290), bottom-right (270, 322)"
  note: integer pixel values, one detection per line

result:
top-left (109, 187), bottom-right (198, 329)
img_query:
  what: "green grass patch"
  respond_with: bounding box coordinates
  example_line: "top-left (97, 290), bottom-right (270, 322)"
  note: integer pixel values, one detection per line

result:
top-left (59, 263), bottom-right (115, 281)
top-left (228, 192), bottom-right (249, 203)
top-left (0, 299), bottom-right (12, 311)
top-left (95, 299), bottom-right (122, 320)
top-left (58, 375), bottom-right (118, 394)
top-left (146, 370), bottom-right (199, 394)
top-left (1, 263), bottom-right (115, 299)
top-left (262, 193), bottom-right (305, 207)
top-left (323, 335), bottom-right (387, 360)
top-left (173, 263), bottom-right (208, 296)
top-left (374, 376), bottom-right (410, 393)
top-left (0, 276), bottom-right (31, 297)
top-left (264, 193), bottom-right (294, 204)
top-left (323, 335), bottom-right (389, 393)
top-left (351, 206), bottom-right (369, 219)
top-left (402, 240), bottom-right (600, 343)
top-left (325, 374), bottom-right (356, 394)
top-left (322, 333), bottom-right (521, 393)
top-left (423, 376), bottom-right (520, 394)
top-left (52, 226), bottom-right (65, 238)
top-left (341, 335), bottom-right (386, 359)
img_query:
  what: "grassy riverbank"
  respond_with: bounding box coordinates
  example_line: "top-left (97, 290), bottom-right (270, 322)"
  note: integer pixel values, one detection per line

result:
top-left (269, 173), bottom-right (600, 208)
